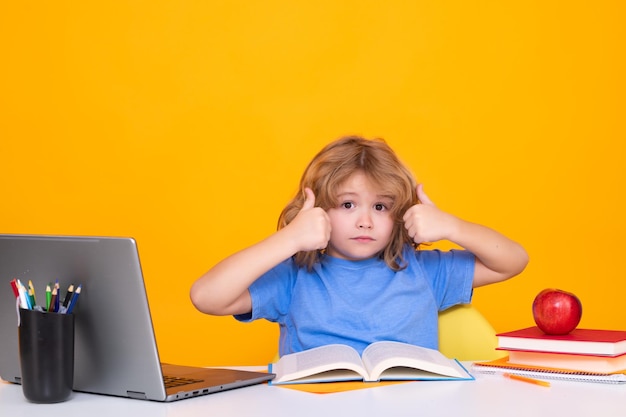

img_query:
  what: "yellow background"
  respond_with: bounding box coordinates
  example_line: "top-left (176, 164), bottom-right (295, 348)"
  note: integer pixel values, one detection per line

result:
top-left (1, 1), bottom-right (624, 366)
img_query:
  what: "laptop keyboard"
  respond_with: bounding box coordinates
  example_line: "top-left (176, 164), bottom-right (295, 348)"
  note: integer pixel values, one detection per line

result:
top-left (163, 375), bottom-right (203, 389)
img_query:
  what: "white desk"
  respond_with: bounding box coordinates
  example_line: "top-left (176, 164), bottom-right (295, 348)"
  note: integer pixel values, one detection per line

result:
top-left (2, 364), bottom-right (625, 417)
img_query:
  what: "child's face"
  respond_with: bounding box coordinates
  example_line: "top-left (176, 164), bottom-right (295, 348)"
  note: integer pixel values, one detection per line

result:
top-left (325, 171), bottom-right (395, 261)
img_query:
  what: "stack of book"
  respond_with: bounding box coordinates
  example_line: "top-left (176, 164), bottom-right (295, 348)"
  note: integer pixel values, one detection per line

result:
top-left (473, 326), bottom-right (626, 384)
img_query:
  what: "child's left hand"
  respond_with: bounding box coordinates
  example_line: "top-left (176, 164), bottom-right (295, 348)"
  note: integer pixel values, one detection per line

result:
top-left (402, 184), bottom-right (459, 244)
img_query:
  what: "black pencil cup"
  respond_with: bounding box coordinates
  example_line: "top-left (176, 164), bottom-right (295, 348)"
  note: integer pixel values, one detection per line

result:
top-left (18, 308), bottom-right (75, 403)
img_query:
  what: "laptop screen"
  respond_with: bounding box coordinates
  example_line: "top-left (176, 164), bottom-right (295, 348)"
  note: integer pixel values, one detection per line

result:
top-left (0, 234), bottom-right (167, 399)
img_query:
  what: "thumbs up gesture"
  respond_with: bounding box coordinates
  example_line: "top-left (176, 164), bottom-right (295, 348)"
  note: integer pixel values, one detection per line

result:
top-left (402, 184), bottom-right (458, 244)
top-left (287, 188), bottom-right (332, 252)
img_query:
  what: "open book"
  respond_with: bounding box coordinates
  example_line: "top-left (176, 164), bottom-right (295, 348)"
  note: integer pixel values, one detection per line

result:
top-left (268, 341), bottom-right (474, 385)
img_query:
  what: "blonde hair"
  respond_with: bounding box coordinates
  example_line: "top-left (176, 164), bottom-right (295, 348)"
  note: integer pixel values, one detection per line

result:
top-left (278, 136), bottom-right (420, 271)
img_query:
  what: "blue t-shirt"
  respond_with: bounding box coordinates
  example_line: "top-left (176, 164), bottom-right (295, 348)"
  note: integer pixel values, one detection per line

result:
top-left (235, 245), bottom-right (475, 356)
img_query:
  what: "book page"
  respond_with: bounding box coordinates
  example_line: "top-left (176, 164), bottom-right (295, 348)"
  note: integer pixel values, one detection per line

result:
top-left (362, 341), bottom-right (468, 381)
top-left (272, 344), bottom-right (368, 383)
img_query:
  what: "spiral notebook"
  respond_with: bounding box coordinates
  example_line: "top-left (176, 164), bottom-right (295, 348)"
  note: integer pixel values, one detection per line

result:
top-left (472, 356), bottom-right (626, 384)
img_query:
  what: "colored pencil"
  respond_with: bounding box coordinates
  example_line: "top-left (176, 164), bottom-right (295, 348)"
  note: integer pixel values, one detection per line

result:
top-left (45, 283), bottom-right (52, 311)
top-left (503, 372), bottom-right (551, 387)
top-left (9, 279), bottom-right (19, 298)
top-left (27, 280), bottom-right (37, 306)
top-left (66, 284), bottom-right (82, 314)
top-left (62, 284), bottom-right (74, 307)
top-left (49, 287), bottom-right (58, 312)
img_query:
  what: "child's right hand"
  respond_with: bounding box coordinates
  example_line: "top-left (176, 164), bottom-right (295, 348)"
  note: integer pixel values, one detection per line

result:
top-left (286, 188), bottom-right (331, 252)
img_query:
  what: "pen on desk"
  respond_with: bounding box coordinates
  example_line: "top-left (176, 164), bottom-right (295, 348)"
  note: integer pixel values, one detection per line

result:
top-left (62, 284), bottom-right (74, 307)
top-left (503, 373), bottom-right (551, 387)
top-left (66, 284), bottom-right (82, 314)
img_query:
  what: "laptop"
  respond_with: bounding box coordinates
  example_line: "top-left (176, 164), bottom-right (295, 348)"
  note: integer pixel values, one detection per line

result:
top-left (0, 234), bottom-right (274, 401)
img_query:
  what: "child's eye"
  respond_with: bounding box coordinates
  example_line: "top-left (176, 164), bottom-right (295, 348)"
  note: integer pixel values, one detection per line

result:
top-left (374, 203), bottom-right (387, 211)
top-left (341, 202), bottom-right (354, 209)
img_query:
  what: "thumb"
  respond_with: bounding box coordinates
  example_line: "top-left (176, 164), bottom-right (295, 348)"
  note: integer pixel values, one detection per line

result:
top-left (301, 187), bottom-right (316, 210)
top-left (416, 184), bottom-right (435, 206)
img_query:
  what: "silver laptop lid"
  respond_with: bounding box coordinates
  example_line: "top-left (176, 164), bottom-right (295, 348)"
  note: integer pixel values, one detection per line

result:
top-left (0, 234), bottom-right (168, 400)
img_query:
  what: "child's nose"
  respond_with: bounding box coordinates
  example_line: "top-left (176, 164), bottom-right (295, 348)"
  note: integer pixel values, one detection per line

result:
top-left (357, 212), bottom-right (373, 229)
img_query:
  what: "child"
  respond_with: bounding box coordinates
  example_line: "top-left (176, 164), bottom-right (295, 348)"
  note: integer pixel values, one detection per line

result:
top-left (190, 136), bottom-right (528, 357)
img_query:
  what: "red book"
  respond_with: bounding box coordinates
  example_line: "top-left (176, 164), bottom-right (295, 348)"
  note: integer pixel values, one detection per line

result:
top-left (504, 350), bottom-right (626, 373)
top-left (496, 326), bottom-right (626, 356)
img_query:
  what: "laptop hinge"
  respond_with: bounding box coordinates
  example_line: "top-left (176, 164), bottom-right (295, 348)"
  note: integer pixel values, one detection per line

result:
top-left (127, 390), bottom-right (147, 400)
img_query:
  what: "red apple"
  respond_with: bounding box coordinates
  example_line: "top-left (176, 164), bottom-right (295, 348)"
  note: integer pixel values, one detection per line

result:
top-left (532, 288), bottom-right (582, 335)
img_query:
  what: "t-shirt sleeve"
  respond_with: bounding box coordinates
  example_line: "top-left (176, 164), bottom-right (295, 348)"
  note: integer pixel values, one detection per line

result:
top-left (416, 249), bottom-right (475, 310)
top-left (233, 258), bottom-right (297, 323)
